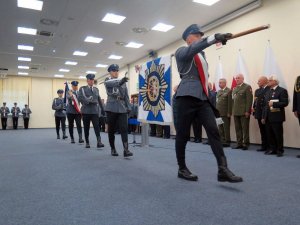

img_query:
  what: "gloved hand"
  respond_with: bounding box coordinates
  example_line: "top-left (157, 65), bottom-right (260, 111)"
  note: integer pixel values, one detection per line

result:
top-left (119, 77), bottom-right (129, 86)
top-left (215, 33), bottom-right (232, 45)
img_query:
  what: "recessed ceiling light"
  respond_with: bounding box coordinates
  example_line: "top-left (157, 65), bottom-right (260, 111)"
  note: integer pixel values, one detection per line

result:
top-left (65, 61), bottom-right (77, 65)
top-left (17, 0), bottom-right (43, 11)
top-left (18, 66), bottom-right (29, 69)
top-left (73, 51), bottom-right (88, 56)
top-left (84, 36), bottom-right (103, 43)
top-left (18, 27), bottom-right (37, 35)
top-left (86, 71), bottom-right (97, 74)
top-left (18, 72), bottom-right (28, 75)
top-left (79, 76), bottom-right (86, 79)
top-left (54, 74), bottom-right (64, 78)
top-left (193, 0), bottom-right (220, 6)
top-left (18, 57), bottom-right (31, 62)
top-left (108, 54), bottom-right (122, 60)
top-left (59, 69), bottom-right (70, 72)
top-left (18, 45), bottom-right (34, 51)
top-left (102, 13), bottom-right (126, 24)
top-left (152, 23), bottom-right (174, 32)
top-left (125, 42), bottom-right (144, 48)
top-left (96, 64), bottom-right (108, 68)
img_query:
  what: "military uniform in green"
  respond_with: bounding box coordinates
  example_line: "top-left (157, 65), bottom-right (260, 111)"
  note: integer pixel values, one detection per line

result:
top-left (232, 83), bottom-right (253, 148)
top-left (216, 87), bottom-right (232, 145)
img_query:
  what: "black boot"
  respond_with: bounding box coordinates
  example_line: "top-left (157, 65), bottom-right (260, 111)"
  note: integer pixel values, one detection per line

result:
top-left (62, 131), bottom-right (68, 139)
top-left (71, 137), bottom-right (75, 144)
top-left (85, 140), bottom-right (90, 148)
top-left (123, 142), bottom-right (133, 157)
top-left (178, 167), bottom-right (198, 181)
top-left (218, 156), bottom-right (243, 183)
top-left (57, 134), bottom-right (60, 139)
top-left (111, 148), bottom-right (119, 156)
top-left (97, 136), bottom-right (104, 148)
top-left (78, 133), bottom-right (84, 143)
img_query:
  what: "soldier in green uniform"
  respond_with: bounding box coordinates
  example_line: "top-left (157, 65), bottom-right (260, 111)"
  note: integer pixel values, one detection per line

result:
top-left (216, 78), bottom-right (232, 147)
top-left (232, 74), bottom-right (253, 150)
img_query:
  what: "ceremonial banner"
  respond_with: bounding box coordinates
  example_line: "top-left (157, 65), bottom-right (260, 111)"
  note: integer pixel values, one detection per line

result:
top-left (138, 56), bottom-right (172, 125)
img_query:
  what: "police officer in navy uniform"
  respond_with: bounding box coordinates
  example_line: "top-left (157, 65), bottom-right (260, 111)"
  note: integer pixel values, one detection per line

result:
top-left (22, 104), bottom-right (32, 129)
top-left (67, 81), bottom-right (84, 144)
top-left (104, 64), bottom-right (133, 157)
top-left (52, 89), bottom-right (68, 139)
top-left (0, 102), bottom-right (10, 130)
top-left (78, 74), bottom-right (105, 149)
top-left (11, 102), bottom-right (21, 129)
top-left (174, 24), bottom-right (242, 182)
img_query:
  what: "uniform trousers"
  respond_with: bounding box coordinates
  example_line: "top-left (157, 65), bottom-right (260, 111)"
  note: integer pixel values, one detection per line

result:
top-left (12, 117), bottom-right (19, 129)
top-left (192, 118), bottom-right (202, 141)
top-left (1, 118), bottom-right (7, 130)
top-left (107, 112), bottom-right (128, 148)
top-left (175, 96), bottom-right (225, 169)
top-left (266, 121), bottom-right (284, 153)
top-left (55, 116), bottom-right (66, 135)
top-left (257, 119), bottom-right (268, 149)
top-left (67, 113), bottom-right (82, 138)
top-left (23, 118), bottom-right (29, 129)
top-left (218, 116), bottom-right (231, 144)
top-left (82, 114), bottom-right (100, 142)
top-left (234, 115), bottom-right (250, 146)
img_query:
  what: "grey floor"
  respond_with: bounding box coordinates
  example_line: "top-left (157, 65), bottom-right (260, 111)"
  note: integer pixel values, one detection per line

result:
top-left (0, 129), bottom-right (300, 225)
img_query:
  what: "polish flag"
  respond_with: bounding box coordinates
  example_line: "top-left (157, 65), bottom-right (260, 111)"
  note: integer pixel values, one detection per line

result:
top-left (214, 57), bottom-right (224, 92)
top-left (231, 51), bottom-right (250, 89)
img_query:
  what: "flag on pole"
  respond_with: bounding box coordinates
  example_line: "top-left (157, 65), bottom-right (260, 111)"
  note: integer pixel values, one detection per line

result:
top-left (214, 57), bottom-right (224, 91)
top-left (263, 43), bottom-right (287, 89)
top-left (64, 81), bottom-right (81, 113)
top-left (231, 51), bottom-right (250, 89)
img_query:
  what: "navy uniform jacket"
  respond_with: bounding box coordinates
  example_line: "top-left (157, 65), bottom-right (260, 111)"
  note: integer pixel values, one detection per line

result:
top-left (253, 86), bottom-right (269, 120)
top-left (78, 85), bottom-right (101, 115)
top-left (66, 90), bottom-right (80, 114)
top-left (262, 86), bottom-right (289, 123)
top-left (52, 98), bottom-right (66, 117)
top-left (175, 35), bottom-right (220, 117)
top-left (11, 107), bottom-right (21, 118)
top-left (104, 77), bottom-right (131, 113)
top-left (22, 108), bottom-right (32, 118)
top-left (0, 106), bottom-right (10, 118)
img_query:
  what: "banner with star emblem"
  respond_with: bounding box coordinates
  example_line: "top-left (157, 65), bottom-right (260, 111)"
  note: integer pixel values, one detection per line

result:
top-left (138, 56), bottom-right (172, 125)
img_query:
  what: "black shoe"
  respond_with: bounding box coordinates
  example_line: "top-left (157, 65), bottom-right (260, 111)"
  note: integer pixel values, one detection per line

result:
top-left (85, 143), bottom-right (90, 148)
top-left (111, 148), bottom-right (119, 156)
top-left (78, 138), bottom-right (84, 143)
top-left (256, 148), bottom-right (266, 152)
top-left (222, 143), bottom-right (230, 147)
top-left (97, 137), bottom-right (104, 148)
top-left (202, 140), bottom-right (210, 145)
top-left (277, 152), bottom-right (284, 157)
top-left (57, 135), bottom-right (60, 139)
top-left (232, 145), bottom-right (243, 149)
top-left (178, 168), bottom-right (198, 181)
top-left (297, 155), bottom-right (300, 158)
top-left (242, 146), bottom-right (248, 150)
top-left (265, 150), bottom-right (276, 155)
top-left (194, 138), bottom-right (202, 143)
top-left (124, 149), bottom-right (133, 157)
top-left (62, 134), bottom-right (68, 139)
top-left (71, 138), bottom-right (75, 144)
top-left (218, 167), bottom-right (243, 183)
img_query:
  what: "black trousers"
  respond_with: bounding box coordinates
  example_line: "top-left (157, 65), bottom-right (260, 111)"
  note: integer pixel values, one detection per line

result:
top-left (55, 116), bottom-right (66, 135)
top-left (82, 114), bottom-right (100, 142)
top-left (99, 117), bottom-right (106, 132)
top-left (192, 118), bottom-right (202, 141)
top-left (163, 125), bottom-right (170, 138)
top-left (150, 124), bottom-right (156, 136)
top-left (107, 112), bottom-right (128, 149)
top-left (23, 118), bottom-right (29, 129)
top-left (1, 118), bottom-right (7, 130)
top-left (266, 121), bottom-right (284, 153)
top-left (67, 113), bottom-right (82, 139)
top-left (257, 119), bottom-right (268, 149)
top-left (175, 96), bottom-right (225, 169)
top-left (12, 117), bottom-right (18, 129)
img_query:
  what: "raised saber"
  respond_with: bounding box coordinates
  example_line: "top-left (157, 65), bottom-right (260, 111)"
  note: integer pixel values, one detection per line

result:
top-left (228, 24), bottom-right (270, 40)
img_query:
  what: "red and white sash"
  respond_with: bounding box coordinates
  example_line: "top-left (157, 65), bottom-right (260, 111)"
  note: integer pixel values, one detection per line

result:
top-left (194, 53), bottom-right (209, 97)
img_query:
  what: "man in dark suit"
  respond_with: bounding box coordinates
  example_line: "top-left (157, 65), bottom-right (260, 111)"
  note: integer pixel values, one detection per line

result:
top-left (253, 76), bottom-right (269, 152)
top-left (293, 76), bottom-right (300, 158)
top-left (262, 75), bottom-right (289, 157)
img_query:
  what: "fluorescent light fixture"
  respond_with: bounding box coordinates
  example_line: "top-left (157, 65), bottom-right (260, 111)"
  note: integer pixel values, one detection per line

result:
top-left (108, 54), bottom-right (122, 60)
top-left (18, 27), bottom-right (37, 35)
top-left (152, 23), bottom-right (174, 32)
top-left (54, 74), bottom-right (64, 78)
top-left (18, 57), bottom-right (31, 62)
top-left (18, 72), bottom-right (28, 75)
top-left (65, 61), bottom-right (77, 65)
top-left (18, 45), bottom-right (34, 51)
top-left (193, 0), bottom-right (220, 6)
top-left (125, 42), bottom-right (143, 48)
top-left (59, 69), bottom-right (70, 72)
top-left (96, 64), bottom-right (108, 68)
top-left (84, 36), bottom-right (103, 43)
top-left (86, 71), bottom-right (97, 74)
top-left (102, 13), bottom-right (126, 24)
top-left (18, 65), bottom-right (29, 69)
top-left (73, 51), bottom-right (88, 56)
top-left (79, 76), bottom-right (86, 79)
top-left (17, 0), bottom-right (43, 11)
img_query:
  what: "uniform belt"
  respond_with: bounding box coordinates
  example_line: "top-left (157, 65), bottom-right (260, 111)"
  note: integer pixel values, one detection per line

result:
top-left (182, 75), bottom-right (199, 80)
